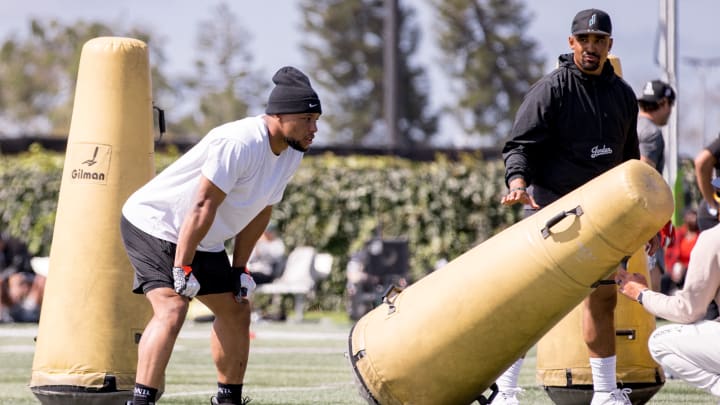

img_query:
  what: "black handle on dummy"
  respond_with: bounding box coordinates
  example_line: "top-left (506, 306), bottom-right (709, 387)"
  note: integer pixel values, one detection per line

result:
top-left (382, 284), bottom-right (404, 315)
top-left (541, 205), bottom-right (584, 239)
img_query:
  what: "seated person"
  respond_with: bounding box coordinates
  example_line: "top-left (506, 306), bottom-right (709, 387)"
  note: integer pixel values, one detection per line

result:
top-left (0, 232), bottom-right (44, 323)
top-left (1, 271), bottom-right (44, 322)
top-left (247, 223), bottom-right (286, 285)
top-left (616, 220), bottom-right (720, 398)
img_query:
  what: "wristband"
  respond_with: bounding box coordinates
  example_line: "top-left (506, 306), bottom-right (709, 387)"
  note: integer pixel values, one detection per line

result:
top-left (232, 265), bottom-right (251, 275)
top-left (510, 187), bottom-right (527, 192)
top-left (637, 288), bottom-right (649, 305)
top-left (174, 265), bottom-right (192, 276)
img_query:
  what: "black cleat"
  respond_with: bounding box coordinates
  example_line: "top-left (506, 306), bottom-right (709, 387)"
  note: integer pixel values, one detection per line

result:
top-left (211, 395), bottom-right (252, 405)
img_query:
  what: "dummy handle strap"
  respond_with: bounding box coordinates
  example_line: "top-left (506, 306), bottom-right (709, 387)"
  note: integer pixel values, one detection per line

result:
top-left (382, 284), bottom-right (404, 315)
top-left (541, 205), bottom-right (584, 239)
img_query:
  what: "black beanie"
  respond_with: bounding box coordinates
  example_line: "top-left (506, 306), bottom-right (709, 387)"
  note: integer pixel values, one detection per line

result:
top-left (265, 66), bottom-right (322, 115)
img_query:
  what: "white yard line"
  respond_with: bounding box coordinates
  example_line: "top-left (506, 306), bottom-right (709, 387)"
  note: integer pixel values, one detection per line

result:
top-left (179, 329), bottom-right (348, 341)
top-left (0, 325), bottom-right (349, 341)
top-left (162, 381), bottom-right (355, 398)
top-left (0, 344), bottom-right (35, 352)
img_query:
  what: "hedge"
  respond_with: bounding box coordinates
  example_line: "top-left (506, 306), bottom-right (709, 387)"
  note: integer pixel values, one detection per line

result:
top-left (1, 144), bottom-right (522, 310)
top-left (7, 145), bottom-right (699, 311)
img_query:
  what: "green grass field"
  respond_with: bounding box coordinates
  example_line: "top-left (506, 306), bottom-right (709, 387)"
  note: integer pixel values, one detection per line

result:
top-left (0, 314), bottom-right (715, 404)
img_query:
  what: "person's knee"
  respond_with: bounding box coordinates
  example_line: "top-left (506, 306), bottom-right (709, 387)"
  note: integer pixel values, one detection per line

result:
top-left (587, 285), bottom-right (617, 313)
top-left (153, 297), bottom-right (189, 333)
top-left (216, 301), bottom-right (251, 329)
top-left (648, 324), bottom-right (675, 362)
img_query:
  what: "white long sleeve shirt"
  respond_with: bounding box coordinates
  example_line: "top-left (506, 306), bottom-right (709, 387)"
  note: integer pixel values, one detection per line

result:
top-left (642, 223), bottom-right (720, 323)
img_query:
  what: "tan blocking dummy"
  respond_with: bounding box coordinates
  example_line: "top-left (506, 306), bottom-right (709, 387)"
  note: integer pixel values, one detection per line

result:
top-left (348, 160), bottom-right (673, 405)
top-left (30, 37), bottom-right (155, 404)
top-left (535, 53), bottom-right (664, 405)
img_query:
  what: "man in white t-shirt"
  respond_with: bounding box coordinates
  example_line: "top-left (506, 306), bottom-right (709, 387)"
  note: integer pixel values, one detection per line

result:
top-left (120, 66), bottom-right (321, 405)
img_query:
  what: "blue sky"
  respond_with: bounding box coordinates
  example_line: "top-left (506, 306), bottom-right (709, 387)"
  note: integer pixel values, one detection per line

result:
top-left (2, 0), bottom-right (719, 155)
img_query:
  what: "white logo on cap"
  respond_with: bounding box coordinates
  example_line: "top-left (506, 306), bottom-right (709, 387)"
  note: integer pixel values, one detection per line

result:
top-left (589, 14), bottom-right (597, 28)
top-left (309, 103), bottom-right (318, 108)
top-left (643, 82), bottom-right (655, 96)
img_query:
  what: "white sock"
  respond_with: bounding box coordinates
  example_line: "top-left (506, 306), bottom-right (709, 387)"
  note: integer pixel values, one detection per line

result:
top-left (497, 358), bottom-right (524, 391)
top-left (590, 356), bottom-right (617, 392)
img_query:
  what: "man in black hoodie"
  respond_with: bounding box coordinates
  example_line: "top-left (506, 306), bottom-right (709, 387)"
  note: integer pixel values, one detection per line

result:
top-left (496, 9), bottom-right (657, 405)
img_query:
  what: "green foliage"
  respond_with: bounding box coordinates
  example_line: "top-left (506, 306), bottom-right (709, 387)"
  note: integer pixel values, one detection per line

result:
top-left (0, 147), bottom-right (520, 311)
top-left (272, 153), bottom-right (521, 310)
top-left (0, 19), bottom-right (172, 136)
top-left (0, 144), bottom-right (63, 255)
top-left (0, 148), bottom-right (702, 312)
top-left (298, 0), bottom-right (438, 146)
top-left (430, 0), bottom-right (545, 141)
top-left (169, 3), bottom-right (268, 139)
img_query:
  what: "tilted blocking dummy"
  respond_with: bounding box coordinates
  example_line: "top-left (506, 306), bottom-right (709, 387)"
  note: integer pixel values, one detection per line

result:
top-left (30, 37), bottom-right (155, 404)
top-left (348, 160), bottom-right (673, 405)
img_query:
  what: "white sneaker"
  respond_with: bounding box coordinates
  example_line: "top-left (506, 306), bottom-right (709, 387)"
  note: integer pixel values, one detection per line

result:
top-left (590, 388), bottom-right (632, 405)
top-left (494, 387), bottom-right (523, 405)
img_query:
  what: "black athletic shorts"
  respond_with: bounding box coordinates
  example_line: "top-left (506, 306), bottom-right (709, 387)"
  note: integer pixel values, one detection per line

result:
top-left (120, 215), bottom-right (235, 295)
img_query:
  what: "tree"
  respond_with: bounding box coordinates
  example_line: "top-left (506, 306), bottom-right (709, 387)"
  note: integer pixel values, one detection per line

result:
top-left (299, 0), bottom-right (437, 147)
top-left (170, 3), bottom-right (267, 139)
top-left (0, 19), bottom-right (172, 137)
top-left (430, 0), bottom-right (544, 143)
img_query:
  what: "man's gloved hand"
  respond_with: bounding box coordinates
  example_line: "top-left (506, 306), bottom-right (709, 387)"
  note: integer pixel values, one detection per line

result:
top-left (232, 266), bottom-right (256, 301)
top-left (172, 265), bottom-right (201, 298)
top-left (660, 220), bottom-right (675, 248)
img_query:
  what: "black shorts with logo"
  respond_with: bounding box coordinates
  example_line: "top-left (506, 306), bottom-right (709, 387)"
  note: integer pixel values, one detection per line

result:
top-left (120, 215), bottom-right (235, 295)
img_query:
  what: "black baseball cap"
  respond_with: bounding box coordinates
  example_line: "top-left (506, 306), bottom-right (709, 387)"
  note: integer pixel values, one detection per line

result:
top-left (638, 80), bottom-right (676, 104)
top-left (571, 9), bottom-right (612, 36)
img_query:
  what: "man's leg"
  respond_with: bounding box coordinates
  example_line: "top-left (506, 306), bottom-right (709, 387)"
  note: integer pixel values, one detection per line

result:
top-left (584, 278), bottom-right (631, 404)
top-left (199, 293), bottom-right (252, 404)
top-left (495, 357), bottom-right (524, 404)
top-left (583, 281), bottom-right (617, 359)
top-left (134, 288), bottom-right (189, 403)
top-left (649, 321), bottom-right (720, 396)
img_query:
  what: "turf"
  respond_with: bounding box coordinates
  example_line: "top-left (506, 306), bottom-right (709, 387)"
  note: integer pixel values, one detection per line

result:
top-left (0, 315), bottom-right (715, 404)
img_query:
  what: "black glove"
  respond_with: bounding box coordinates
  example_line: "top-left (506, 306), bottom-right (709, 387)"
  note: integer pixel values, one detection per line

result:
top-left (231, 266), bottom-right (256, 301)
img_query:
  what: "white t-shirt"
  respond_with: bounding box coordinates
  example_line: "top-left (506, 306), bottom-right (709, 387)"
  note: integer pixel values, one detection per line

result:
top-left (122, 115), bottom-right (303, 252)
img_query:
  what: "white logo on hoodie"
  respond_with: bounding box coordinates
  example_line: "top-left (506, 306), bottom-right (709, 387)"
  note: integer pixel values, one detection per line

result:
top-left (591, 145), bottom-right (613, 158)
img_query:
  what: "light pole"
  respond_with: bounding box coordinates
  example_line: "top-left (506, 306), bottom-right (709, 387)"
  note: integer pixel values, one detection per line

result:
top-left (383, 0), bottom-right (399, 151)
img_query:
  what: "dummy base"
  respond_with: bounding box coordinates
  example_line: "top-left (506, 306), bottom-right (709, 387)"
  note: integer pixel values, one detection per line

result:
top-left (543, 382), bottom-right (664, 405)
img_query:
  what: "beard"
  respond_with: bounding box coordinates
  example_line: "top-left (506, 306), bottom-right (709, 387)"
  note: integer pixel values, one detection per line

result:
top-left (285, 136), bottom-right (308, 152)
top-left (581, 60), bottom-right (601, 72)
top-left (580, 52), bottom-right (601, 72)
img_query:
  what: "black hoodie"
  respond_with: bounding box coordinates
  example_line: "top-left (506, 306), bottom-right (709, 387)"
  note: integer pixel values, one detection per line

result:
top-left (503, 53), bottom-right (639, 206)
